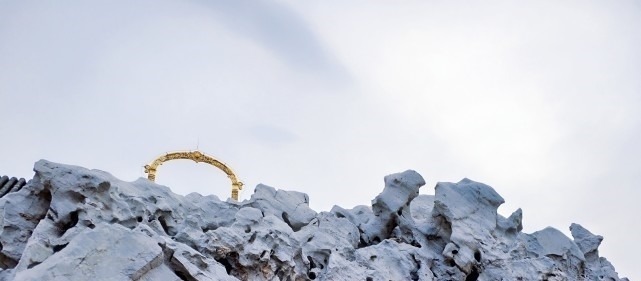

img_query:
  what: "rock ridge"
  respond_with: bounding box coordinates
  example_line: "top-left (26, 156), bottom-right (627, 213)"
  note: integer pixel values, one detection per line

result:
top-left (0, 160), bottom-right (628, 280)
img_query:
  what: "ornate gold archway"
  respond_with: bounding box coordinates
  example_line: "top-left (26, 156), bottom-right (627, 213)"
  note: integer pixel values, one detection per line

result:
top-left (144, 151), bottom-right (244, 200)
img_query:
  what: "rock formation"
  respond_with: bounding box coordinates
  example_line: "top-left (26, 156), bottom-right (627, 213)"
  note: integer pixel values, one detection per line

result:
top-left (0, 160), bottom-right (628, 280)
top-left (0, 176), bottom-right (27, 198)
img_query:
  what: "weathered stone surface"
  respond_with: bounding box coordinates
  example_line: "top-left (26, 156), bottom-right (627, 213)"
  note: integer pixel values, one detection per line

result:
top-left (361, 170), bottom-right (425, 245)
top-left (246, 184), bottom-right (317, 232)
top-left (570, 223), bottom-right (603, 260)
top-left (570, 223), bottom-right (624, 281)
top-left (0, 160), bottom-right (629, 280)
top-left (14, 223), bottom-right (163, 281)
top-left (432, 178), bottom-right (506, 274)
top-left (0, 178), bottom-right (50, 270)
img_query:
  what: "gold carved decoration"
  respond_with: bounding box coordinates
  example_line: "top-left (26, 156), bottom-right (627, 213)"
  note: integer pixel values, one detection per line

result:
top-left (144, 151), bottom-right (243, 200)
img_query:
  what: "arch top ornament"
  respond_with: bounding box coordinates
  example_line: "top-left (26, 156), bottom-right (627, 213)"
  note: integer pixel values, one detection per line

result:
top-left (144, 150), bottom-right (244, 201)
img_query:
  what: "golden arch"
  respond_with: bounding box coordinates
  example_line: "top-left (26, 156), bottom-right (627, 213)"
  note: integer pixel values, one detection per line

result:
top-left (144, 151), bottom-right (244, 201)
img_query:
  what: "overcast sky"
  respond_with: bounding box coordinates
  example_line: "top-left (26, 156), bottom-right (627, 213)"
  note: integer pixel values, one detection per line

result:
top-left (1, 1), bottom-right (639, 279)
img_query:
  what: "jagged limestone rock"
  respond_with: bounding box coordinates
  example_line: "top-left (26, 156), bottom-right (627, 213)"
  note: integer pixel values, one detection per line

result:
top-left (570, 223), bottom-right (603, 260)
top-left (246, 184), bottom-right (317, 232)
top-left (432, 178), bottom-right (506, 274)
top-left (0, 160), bottom-right (629, 280)
top-left (15, 223), bottom-right (164, 281)
top-left (0, 176), bottom-right (50, 269)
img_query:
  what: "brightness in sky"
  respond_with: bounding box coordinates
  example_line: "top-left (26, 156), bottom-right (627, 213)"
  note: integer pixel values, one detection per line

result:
top-left (1, 1), bottom-right (639, 279)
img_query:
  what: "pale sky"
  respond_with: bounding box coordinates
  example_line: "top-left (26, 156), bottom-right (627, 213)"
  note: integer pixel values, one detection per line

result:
top-left (1, 1), bottom-right (639, 279)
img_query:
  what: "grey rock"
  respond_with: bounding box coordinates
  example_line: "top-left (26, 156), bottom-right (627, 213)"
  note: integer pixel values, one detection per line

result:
top-left (570, 223), bottom-right (622, 281)
top-left (0, 160), bottom-right (629, 280)
top-left (14, 223), bottom-right (163, 281)
top-left (570, 223), bottom-right (603, 259)
top-left (361, 170), bottom-right (425, 244)
top-left (246, 184), bottom-right (317, 232)
top-left (532, 227), bottom-right (585, 261)
top-left (0, 178), bottom-right (49, 269)
top-left (432, 178), bottom-right (505, 274)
